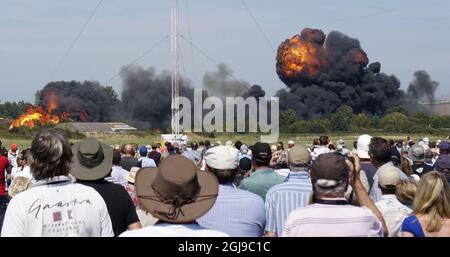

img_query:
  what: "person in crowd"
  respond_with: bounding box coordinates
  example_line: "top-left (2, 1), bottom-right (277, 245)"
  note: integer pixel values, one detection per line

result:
top-left (120, 155), bottom-right (228, 237)
top-left (401, 171), bottom-right (450, 237)
top-left (239, 142), bottom-right (285, 200)
top-left (234, 157), bottom-right (252, 187)
top-left (400, 156), bottom-right (414, 178)
top-left (7, 144), bottom-right (18, 169)
top-left (287, 140), bottom-right (295, 150)
top-left (282, 153), bottom-right (387, 237)
top-left (356, 134), bottom-right (377, 189)
top-left (336, 139), bottom-right (350, 156)
top-left (197, 141), bottom-right (205, 156)
top-left (109, 149), bottom-right (129, 186)
top-left (201, 140), bottom-right (211, 158)
top-left (369, 137), bottom-right (409, 202)
top-left (148, 144), bottom-right (162, 167)
top-left (434, 154), bottom-right (450, 184)
top-left (407, 144), bottom-right (434, 178)
top-left (197, 146), bottom-right (265, 237)
top-left (311, 136), bottom-right (331, 160)
top-left (1, 129), bottom-right (113, 236)
top-left (124, 167), bottom-right (158, 227)
top-left (0, 146), bottom-right (10, 232)
top-left (124, 167), bottom-right (139, 207)
top-left (71, 138), bottom-right (141, 237)
top-left (395, 180), bottom-right (418, 209)
top-left (234, 141), bottom-right (242, 151)
top-left (374, 165), bottom-right (412, 237)
top-left (138, 145), bottom-right (156, 168)
top-left (311, 138), bottom-right (320, 152)
top-left (182, 142), bottom-right (202, 168)
top-left (13, 149), bottom-right (32, 180)
top-left (265, 145), bottom-right (313, 237)
top-left (271, 142), bottom-right (289, 170)
top-left (120, 144), bottom-right (140, 171)
top-left (390, 139), bottom-right (401, 166)
top-left (438, 141), bottom-right (449, 156)
top-left (239, 144), bottom-right (252, 160)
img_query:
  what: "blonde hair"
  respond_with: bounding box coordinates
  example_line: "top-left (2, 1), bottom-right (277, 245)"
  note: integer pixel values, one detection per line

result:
top-left (413, 171), bottom-right (450, 233)
top-left (395, 180), bottom-right (418, 207)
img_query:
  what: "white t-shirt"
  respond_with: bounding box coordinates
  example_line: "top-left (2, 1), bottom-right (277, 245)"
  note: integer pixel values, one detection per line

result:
top-left (120, 223), bottom-right (229, 237)
top-left (16, 166), bottom-right (33, 180)
top-left (1, 176), bottom-right (114, 237)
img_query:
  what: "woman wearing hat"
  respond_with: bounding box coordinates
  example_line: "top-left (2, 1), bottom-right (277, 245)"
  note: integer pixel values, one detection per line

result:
top-left (120, 155), bottom-right (228, 237)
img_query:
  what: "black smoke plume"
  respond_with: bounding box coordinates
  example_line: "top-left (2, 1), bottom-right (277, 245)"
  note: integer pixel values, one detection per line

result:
top-left (276, 28), bottom-right (405, 118)
top-left (36, 81), bottom-right (117, 122)
top-left (407, 70), bottom-right (439, 102)
top-left (120, 65), bottom-right (194, 129)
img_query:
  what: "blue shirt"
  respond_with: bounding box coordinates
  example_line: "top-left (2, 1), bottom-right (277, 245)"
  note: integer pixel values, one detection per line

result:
top-left (239, 168), bottom-right (285, 200)
top-left (265, 171), bottom-right (313, 235)
top-left (401, 215), bottom-right (425, 237)
top-left (196, 184), bottom-right (266, 237)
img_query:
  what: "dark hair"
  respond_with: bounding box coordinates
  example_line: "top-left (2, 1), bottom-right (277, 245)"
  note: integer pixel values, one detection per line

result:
top-left (429, 142), bottom-right (436, 148)
top-left (151, 145), bottom-right (157, 150)
top-left (234, 141), bottom-right (242, 150)
top-left (328, 143), bottom-right (336, 151)
top-left (207, 165), bottom-right (238, 184)
top-left (319, 136), bottom-right (329, 146)
top-left (353, 141), bottom-right (357, 149)
top-left (369, 137), bottom-right (391, 164)
top-left (389, 139), bottom-right (395, 146)
top-left (113, 149), bottom-right (121, 165)
top-left (253, 157), bottom-right (270, 167)
top-left (191, 142), bottom-right (198, 150)
top-left (380, 185), bottom-right (397, 195)
top-left (204, 140), bottom-right (211, 148)
top-left (30, 129), bottom-right (73, 180)
top-left (313, 138), bottom-right (320, 146)
top-left (199, 141), bottom-right (205, 147)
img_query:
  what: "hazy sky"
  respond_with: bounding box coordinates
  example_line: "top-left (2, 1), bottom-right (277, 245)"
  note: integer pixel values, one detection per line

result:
top-left (1, 0), bottom-right (449, 103)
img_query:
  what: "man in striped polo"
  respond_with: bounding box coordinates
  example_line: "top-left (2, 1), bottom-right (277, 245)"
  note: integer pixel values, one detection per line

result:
top-left (264, 145), bottom-right (313, 237)
top-left (282, 153), bottom-right (386, 237)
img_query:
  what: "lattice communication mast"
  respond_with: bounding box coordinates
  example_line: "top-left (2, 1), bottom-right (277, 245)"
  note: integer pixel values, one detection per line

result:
top-left (171, 0), bottom-right (180, 135)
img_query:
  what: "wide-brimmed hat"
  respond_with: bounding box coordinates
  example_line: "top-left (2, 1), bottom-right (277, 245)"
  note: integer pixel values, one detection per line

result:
top-left (71, 138), bottom-right (113, 181)
top-left (135, 155), bottom-right (219, 224)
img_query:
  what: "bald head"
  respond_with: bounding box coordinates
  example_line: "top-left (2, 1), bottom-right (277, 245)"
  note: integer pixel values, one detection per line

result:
top-left (124, 144), bottom-right (135, 156)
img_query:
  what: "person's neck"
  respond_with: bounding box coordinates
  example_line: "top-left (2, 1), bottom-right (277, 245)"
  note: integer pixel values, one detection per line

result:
top-left (255, 166), bottom-right (271, 171)
top-left (372, 160), bottom-right (387, 169)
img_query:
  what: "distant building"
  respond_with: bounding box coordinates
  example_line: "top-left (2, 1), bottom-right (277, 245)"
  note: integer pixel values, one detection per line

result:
top-left (57, 122), bottom-right (137, 134)
top-left (418, 100), bottom-right (450, 116)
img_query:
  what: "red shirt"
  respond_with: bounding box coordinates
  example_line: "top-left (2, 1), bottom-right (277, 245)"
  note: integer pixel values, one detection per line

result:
top-left (0, 155), bottom-right (10, 196)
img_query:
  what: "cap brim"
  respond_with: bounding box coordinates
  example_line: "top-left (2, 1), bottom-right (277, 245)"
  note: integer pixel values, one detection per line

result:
top-left (357, 149), bottom-right (370, 159)
top-left (70, 143), bottom-right (113, 181)
top-left (135, 168), bottom-right (219, 224)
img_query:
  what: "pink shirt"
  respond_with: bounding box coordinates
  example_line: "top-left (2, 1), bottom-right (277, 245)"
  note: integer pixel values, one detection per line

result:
top-left (282, 201), bottom-right (383, 237)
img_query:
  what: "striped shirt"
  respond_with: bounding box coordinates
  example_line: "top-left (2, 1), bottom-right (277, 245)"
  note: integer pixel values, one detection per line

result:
top-left (196, 184), bottom-right (266, 237)
top-left (282, 200), bottom-right (383, 237)
top-left (265, 171), bottom-right (312, 236)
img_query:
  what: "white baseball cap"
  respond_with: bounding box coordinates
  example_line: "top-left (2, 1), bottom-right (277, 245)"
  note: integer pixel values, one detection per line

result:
top-left (357, 134), bottom-right (372, 159)
top-left (204, 146), bottom-right (239, 170)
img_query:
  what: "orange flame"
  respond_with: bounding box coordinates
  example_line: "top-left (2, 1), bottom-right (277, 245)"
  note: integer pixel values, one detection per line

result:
top-left (9, 96), bottom-right (75, 130)
top-left (277, 35), bottom-right (325, 78)
top-left (9, 105), bottom-right (62, 130)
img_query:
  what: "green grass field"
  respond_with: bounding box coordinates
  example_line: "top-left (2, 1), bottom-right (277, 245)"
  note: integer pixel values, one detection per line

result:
top-left (1, 129), bottom-right (448, 150)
